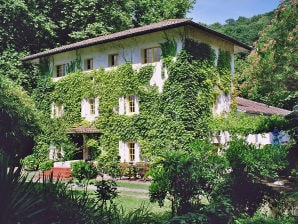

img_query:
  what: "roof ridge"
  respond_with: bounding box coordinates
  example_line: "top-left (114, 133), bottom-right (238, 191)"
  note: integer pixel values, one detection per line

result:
top-left (22, 18), bottom-right (251, 61)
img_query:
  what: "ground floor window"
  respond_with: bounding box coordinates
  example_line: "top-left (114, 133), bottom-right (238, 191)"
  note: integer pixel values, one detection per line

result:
top-left (119, 141), bottom-right (140, 163)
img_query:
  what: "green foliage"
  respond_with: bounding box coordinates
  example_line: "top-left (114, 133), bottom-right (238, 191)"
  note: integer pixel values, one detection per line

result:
top-left (235, 213), bottom-right (297, 224)
top-left (149, 140), bottom-right (227, 215)
top-left (240, 0), bottom-right (298, 110)
top-left (39, 160), bottom-right (54, 172)
top-left (226, 139), bottom-right (289, 179)
top-left (225, 139), bottom-right (289, 216)
top-left (87, 138), bottom-right (101, 159)
top-left (0, 151), bottom-right (46, 223)
top-left (184, 39), bottom-right (216, 64)
top-left (217, 49), bottom-right (231, 70)
top-left (0, 75), bottom-right (39, 159)
top-left (160, 37), bottom-right (177, 58)
top-left (137, 65), bottom-right (154, 85)
top-left (71, 161), bottom-right (98, 182)
top-left (208, 12), bottom-right (275, 45)
top-left (32, 49), bottom-right (231, 168)
top-left (95, 179), bottom-right (118, 208)
top-left (211, 112), bottom-right (289, 136)
top-left (66, 55), bottom-right (82, 74)
top-left (21, 155), bottom-right (39, 171)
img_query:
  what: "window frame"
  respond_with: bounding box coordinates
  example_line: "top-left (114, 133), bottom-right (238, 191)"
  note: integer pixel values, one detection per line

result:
top-left (109, 54), bottom-right (119, 67)
top-left (128, 95), bottom-right (136, 114)
top-left (56, 64), bottom-right (65, 77)
top-left (143, 47), bottom-right (161, 64)
top-left (84, 58), bottom-right (94, 70)
top-left (89, 98), bottom-right (95, 115)
top-left (127, 142), bottom-right (135, 162)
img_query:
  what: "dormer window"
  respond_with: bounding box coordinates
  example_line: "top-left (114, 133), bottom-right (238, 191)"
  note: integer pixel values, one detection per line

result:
top-left (84, 58), bottom-right (93, 70)
top-left (143, 47), bottom-right (161, 63)
top-left (56, 64), bottom-right (65, 77)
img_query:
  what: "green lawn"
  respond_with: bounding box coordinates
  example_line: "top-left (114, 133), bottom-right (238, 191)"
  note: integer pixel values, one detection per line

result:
top-left (116, 193), bottom-right (171, 214)
top-left (116, 180), bottom-right (150, 190)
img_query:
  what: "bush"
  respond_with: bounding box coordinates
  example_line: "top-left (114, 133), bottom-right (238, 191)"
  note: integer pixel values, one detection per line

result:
top-left (40, 160), bottom-right (53, 172)
top-left (71, 161), bottom-right (98, 182)
top-left (21, 155), bottom-right (39, 171)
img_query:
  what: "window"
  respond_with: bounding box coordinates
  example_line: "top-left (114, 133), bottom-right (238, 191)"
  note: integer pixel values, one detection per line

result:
top-left (84, 58), bottom-right (93, 70)
top-left (56, 64), bottom-right (65, 77)
top-left (143, 47), bottom-right (161, 63)
top-left (51, 103), bottom-right (64, 118)
top-left (89, 98), bottom-right (95, 115)
top-left (81, 98), bottom-right (99, 121)
top-left (118, 95), bottom-right (139, 115)
top-left (128, 142), bottom-right (135, 162)
top-left (128, 95), bottom-right (135, 113)
top-left (119, 141), bottom-right (140, 163)
top-left (109, 54), bottom-right (118, 67)
top-left (49, 144), bottom-right (64, 160)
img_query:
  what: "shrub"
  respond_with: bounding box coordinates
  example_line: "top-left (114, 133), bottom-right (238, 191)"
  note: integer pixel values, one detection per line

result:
top-left (71, 161), bottom-right (98, 182)
top-left (40, 160), bottom-right (53, 172)
top-left (21, 154), bottom-right (39, 171)
top-left (86, 138), bottom-right (101, 159)
top-left (149, 140), bottom-right (227, 215)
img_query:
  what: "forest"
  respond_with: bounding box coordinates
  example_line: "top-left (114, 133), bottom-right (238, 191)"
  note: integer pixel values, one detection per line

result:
top-left (0, 0), bottom-right (297, 223)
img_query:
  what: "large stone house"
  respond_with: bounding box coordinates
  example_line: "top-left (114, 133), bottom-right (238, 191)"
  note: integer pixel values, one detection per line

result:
top-left (23, 19), bottom-right (252, 163)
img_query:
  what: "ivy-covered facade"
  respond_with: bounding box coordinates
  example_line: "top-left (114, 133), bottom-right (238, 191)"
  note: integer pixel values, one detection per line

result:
top-left (23, 19), bottom-right (251, 164)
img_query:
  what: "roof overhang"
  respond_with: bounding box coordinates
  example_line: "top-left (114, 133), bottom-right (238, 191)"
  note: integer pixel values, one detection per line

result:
top-left (66, 126), bottom-right (102, 134)
top-left (22, 19), bottom-right (252, 62)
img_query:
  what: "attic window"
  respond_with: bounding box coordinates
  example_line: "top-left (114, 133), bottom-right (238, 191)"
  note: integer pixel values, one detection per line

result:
top-left (143, 47), bottom-right (161, 63)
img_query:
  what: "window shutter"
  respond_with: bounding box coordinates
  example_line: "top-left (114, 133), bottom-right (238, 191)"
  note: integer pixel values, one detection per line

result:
top-left (125, 96), bottom-right (129, 114)
top-left (81, 99), bottom-right (87, 118)
top-left (51, 103), bottom-right (55, 119)
top-left (135, 96), bottom-right (139, 114)
top-left (61, 105), bottom-right (64, 117)
top-left (119, 141), bottom-right (126, 162)
top-left (95, 97), bottom-right (99, 117)
top-left (119, 96), bottom-right (125, 115)
top-left (135, 142), bottom-right (140, 162)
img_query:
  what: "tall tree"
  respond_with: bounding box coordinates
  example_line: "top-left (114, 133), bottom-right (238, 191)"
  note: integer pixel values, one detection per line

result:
top-left (240, 0), bottom-right (297, 110)
top-left (208, 12), bottom-right (275, 46)
top-left (0, 75), bottom-right (39, 159)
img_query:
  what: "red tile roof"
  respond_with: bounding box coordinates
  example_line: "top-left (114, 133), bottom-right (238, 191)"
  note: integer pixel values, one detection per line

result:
top-left (66, 125), bottom-right (101, 134)
top-left (22, 19), bottom-right (252, 61)
top-left (236, 97), bottom-right (291, 116)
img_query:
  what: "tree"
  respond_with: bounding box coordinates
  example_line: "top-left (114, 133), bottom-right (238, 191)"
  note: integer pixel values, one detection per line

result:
top-left (240, 0), bottom-right (297, 110)
top-left (208, 12), bottom-right (275, 46)
top-left (149, 140), bottom-right (227, 216)
top-left (0, 75), bottom-right (39, 159)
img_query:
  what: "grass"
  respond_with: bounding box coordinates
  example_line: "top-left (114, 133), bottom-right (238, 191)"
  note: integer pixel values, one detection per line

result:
top-left (116, 180), bottom-right (150, 190)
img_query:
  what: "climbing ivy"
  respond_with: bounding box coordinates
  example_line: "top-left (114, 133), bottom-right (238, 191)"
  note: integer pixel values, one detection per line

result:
top-left (217, 49), bottom-right (231, 70)
top-left (32, 46), bottom-right (240, 164)
top-left (210, 111), bottom-right (288, 136)
top-left (184, 38), bottom-right (216, 64)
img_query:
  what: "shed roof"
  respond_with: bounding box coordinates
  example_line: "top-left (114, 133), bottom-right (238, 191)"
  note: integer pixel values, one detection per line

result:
top-left (66, 126), bottom-right (101, 134)
top-left (22, 19), bottom-right (252, 61)
top-left (236, 97), bottom-right (291, 116)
